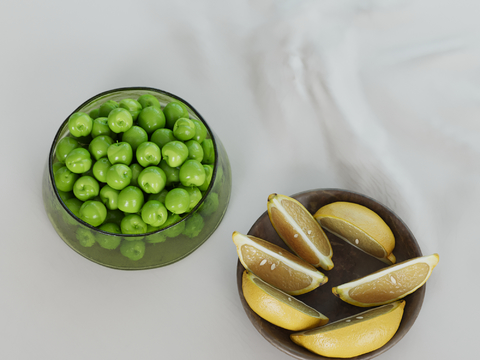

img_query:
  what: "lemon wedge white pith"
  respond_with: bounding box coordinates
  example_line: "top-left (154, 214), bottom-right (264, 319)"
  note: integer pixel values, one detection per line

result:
top-left (314, 201), bottom-right (396, 265)
top-left (267, 193), bottom-right (334, 271)
top-left (233, 231), bottom-right (327, 295)
top-left (291, 300), bottom-right (405, 358)
top-left (242, 271), bottom-right (329, 331)
top-left (333, 253), bottom-right (439, 307)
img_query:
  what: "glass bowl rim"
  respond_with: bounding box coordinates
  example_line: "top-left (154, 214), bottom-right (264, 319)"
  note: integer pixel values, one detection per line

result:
top-left (48, 86), bottom-right (220, 238)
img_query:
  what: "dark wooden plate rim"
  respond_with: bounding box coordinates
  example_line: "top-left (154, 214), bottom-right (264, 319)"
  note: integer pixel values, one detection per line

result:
top-left (236, 188), bottom-right (425, 360)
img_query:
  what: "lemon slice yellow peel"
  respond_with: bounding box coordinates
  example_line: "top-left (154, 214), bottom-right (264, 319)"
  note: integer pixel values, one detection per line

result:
top-left (291, 300), bottom-right (406, 358)
top-left (242, 271), bottom-right (329, 331)
top-left (314, 201), bottom-right (396, 265)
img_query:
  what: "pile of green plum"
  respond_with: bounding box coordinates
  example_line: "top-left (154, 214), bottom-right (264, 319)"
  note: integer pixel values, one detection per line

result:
top-left (52, 94), bottom-right (216, 260)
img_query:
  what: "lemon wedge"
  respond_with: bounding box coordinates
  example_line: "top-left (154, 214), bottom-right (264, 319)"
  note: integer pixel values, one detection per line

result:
top-left (233, 231), bottom-right (327, 295)
top-left (267, 193), bottom-right (334, 271)
top-left (333, 253), bottom-right (439, 307)
top-left (291, 300), bottom-right (405, 358)
top-left (242, 271), bottom-right (329, 331)
top-left (314, 201), bottom-right (396, 265)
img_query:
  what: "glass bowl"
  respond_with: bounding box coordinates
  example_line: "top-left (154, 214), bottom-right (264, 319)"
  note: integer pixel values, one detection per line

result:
top-left (42, 87), bottom-right (232, 270)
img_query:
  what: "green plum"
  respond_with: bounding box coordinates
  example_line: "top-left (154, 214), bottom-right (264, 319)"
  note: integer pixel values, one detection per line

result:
top-left (199, 164), bottom-right (214, 191)
top-left (141, 200), bottom-right (168, 227)
top-left (119, 98), bottom-right (142, 120)
top-left (129, 163), bottom-right (143, 187)
top-left (191, 119), bottom-right (207, 143)
top-left (106, 163), bottom-right (132, 190)
top-left (76, 227), bottom-right (96, 247)
top-left (104, 209), bottom-right (125, 226)
top-left (120, 240), bottom-right (145, 260)
top-left (199, 192), bottom-right (219, 216)
top-left (92, 157), bottom-right (112, 183)
top-left (99, 184), bottom-right (120, 210)
top-left (159, 160), bottom-right (180, 185)
top-left (71, 133), bottom-right (93, 145)
top-left (148, 188), bottom-right (169, 204)
top-left (107, 141), bottom-right (133, 165)
top-left (99, 222), bottom-right (121, 233)
top-left (179, 185), bottom-right (203, 212)
top-left (99, 100), bottom-right (119, 117)
top-left (64, 197), bottom-right (83, 217)
top-left (88, 135), bottom-right (114, 161)
top-left (81, 165), bottom-right (95, 178)
top-left (121, 214), bottom-right (148, 235)
top-left (122, 126), bottom-right (148, 152)
top-left (65, 147), bottom-right (92, 174)
top-left (56, 137), bottom-right (79, 163)
top-left (96, 223), bottom-right (122, 249)
top-left (78, 200), bottom-right (107, 227)
top-left (162, 141), bottom-right (188, 167)
top-left (183, 212), bottom-right (204, 238)
top-left (137, 94), bottom-right (161, 109)
top-left (136, 141), bottom-right (161, 167)
top-left (151, 128), bottom-right (177, 149)
top-left (54, 166), bottom-right (79, 192)
top-left (163, 101), bottom-right (189, 129)
top-left (137, 166), bottom-right (167, 194)
top-left (89, 108), bottom-right (100, 120)
top-left (185, 140), bottom-right (204, 162)
top-left (179, 159), bottom-right (206, 187)
top-left (57, 190), bottom-right (74, 203)
top-left (201, 139), bottom-right (215, 164)
top-left (138, 106), bottom-right (166, 134)
top-left (68, 112), bottom-right (93, 138)
top-left (118, 186), bottom-right (144, 213)
top-left (73, 176), bottom-right (100, 201)
top-left (92, 117), bottom-right (116, 139)
top-left (159, 213), bottom-right (185, 237)
top-left (108, 108), bottom-right (133, 133)
top-left (173, 118), bottom-right (196, 141)
top-left (165, 188), bottom-right (190, 214)
top-left (145, 229), bottom-right (167, 244)
top-left (53, 161), bottom-right (64, 174)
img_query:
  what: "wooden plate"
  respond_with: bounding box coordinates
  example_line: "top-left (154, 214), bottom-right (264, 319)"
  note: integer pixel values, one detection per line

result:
top-left (236, 188), bottom-right (425, 359)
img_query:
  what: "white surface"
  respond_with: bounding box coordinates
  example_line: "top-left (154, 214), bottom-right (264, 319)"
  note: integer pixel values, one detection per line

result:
top-left (1, 0), bottom-right (478, 359)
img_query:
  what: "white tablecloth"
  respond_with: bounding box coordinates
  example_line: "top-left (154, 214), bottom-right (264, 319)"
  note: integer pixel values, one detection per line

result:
top-left (1, 0), bottom-right (478, 359)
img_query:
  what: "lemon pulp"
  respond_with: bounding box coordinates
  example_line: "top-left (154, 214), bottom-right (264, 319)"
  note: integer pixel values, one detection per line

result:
top-left (233, 231), bottom-right (327, 295)
top-left (349, 262), bottom-right (430, 303)
top-left (268, 194), bottom-right (333, 270)
top-left (318, 217), bottom-right (386, 258)
top-left (241, 244), bottom-right (314, 293)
